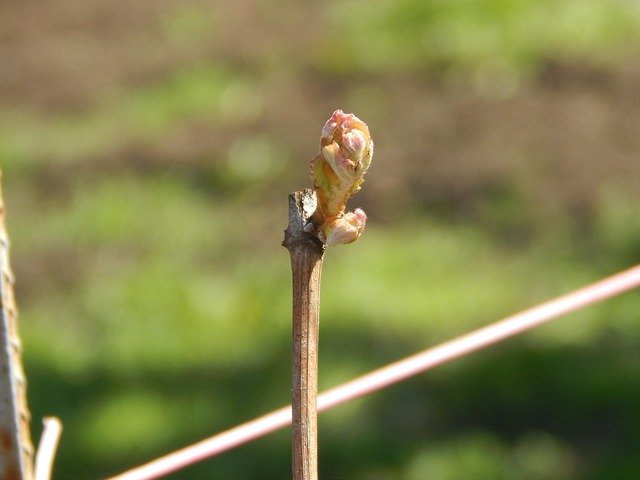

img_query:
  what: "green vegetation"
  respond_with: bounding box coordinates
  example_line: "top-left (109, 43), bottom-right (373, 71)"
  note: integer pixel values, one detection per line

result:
top-left (320, 0), bottom-right (640, 83)
top-left (2, 0), bottom-right (639, 478)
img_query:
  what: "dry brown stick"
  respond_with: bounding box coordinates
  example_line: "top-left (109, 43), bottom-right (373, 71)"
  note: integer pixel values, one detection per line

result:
top-left (0, 169), bottom-right (35, 480)
top-left (282, 189), bottom-right (325, 480)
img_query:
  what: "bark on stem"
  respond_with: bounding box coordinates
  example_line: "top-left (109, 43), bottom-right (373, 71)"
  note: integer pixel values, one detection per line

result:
top-left (282, 189), bottom-right (325, 480)
top-left (0, 169), bottom-right (34, 480)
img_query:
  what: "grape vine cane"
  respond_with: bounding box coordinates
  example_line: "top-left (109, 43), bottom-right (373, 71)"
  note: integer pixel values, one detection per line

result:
top-left (283, 110), bottom-right (374, 480)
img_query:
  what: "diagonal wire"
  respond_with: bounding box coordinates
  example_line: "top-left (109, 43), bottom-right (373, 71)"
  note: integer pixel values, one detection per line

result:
top-left (106, 264), bottom-right (640, 480)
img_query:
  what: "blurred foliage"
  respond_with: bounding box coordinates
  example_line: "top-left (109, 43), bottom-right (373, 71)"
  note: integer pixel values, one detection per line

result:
top-left (320, 0), bottom-right (640, 79)
top-left (2, 0), bottom-right (640, 478)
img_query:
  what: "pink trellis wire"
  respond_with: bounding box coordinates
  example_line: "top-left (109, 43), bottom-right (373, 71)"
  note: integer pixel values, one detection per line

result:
top-left (107, 264), bottom-right (640, 480)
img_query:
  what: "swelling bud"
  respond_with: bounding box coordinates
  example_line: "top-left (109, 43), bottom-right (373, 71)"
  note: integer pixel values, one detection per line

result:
top-left (311, 110), bottom-right (373, 246)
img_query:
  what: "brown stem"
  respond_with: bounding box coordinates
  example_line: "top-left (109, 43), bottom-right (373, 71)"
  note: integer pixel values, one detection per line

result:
top-left (283, 189), bottom-right (324, 480)
top-left (0, 169), bottom-right (34, 480)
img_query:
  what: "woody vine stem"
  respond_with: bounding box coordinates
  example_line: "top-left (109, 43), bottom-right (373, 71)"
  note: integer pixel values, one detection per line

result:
top-left (283, 190), bottom-right (324, 480)
top-left (283, 111), bottom-right (374, 480)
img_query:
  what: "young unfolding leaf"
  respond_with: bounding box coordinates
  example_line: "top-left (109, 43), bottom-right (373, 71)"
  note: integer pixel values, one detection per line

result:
top-left (311, 110), bottom-right (373, 246)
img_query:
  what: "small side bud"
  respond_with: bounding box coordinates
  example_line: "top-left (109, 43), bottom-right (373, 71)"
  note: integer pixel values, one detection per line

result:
top-left (320, 208), bottom-right (367, 246)
top-left (311, 110), bottom-right (373, 246)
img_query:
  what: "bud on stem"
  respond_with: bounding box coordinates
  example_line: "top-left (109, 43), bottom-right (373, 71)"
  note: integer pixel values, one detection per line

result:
top-left (311, 110), bottom-right (373, 246)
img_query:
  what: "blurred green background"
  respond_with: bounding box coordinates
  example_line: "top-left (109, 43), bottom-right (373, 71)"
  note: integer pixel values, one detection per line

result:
top-left (2, 0), bottom-right (640, 478)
